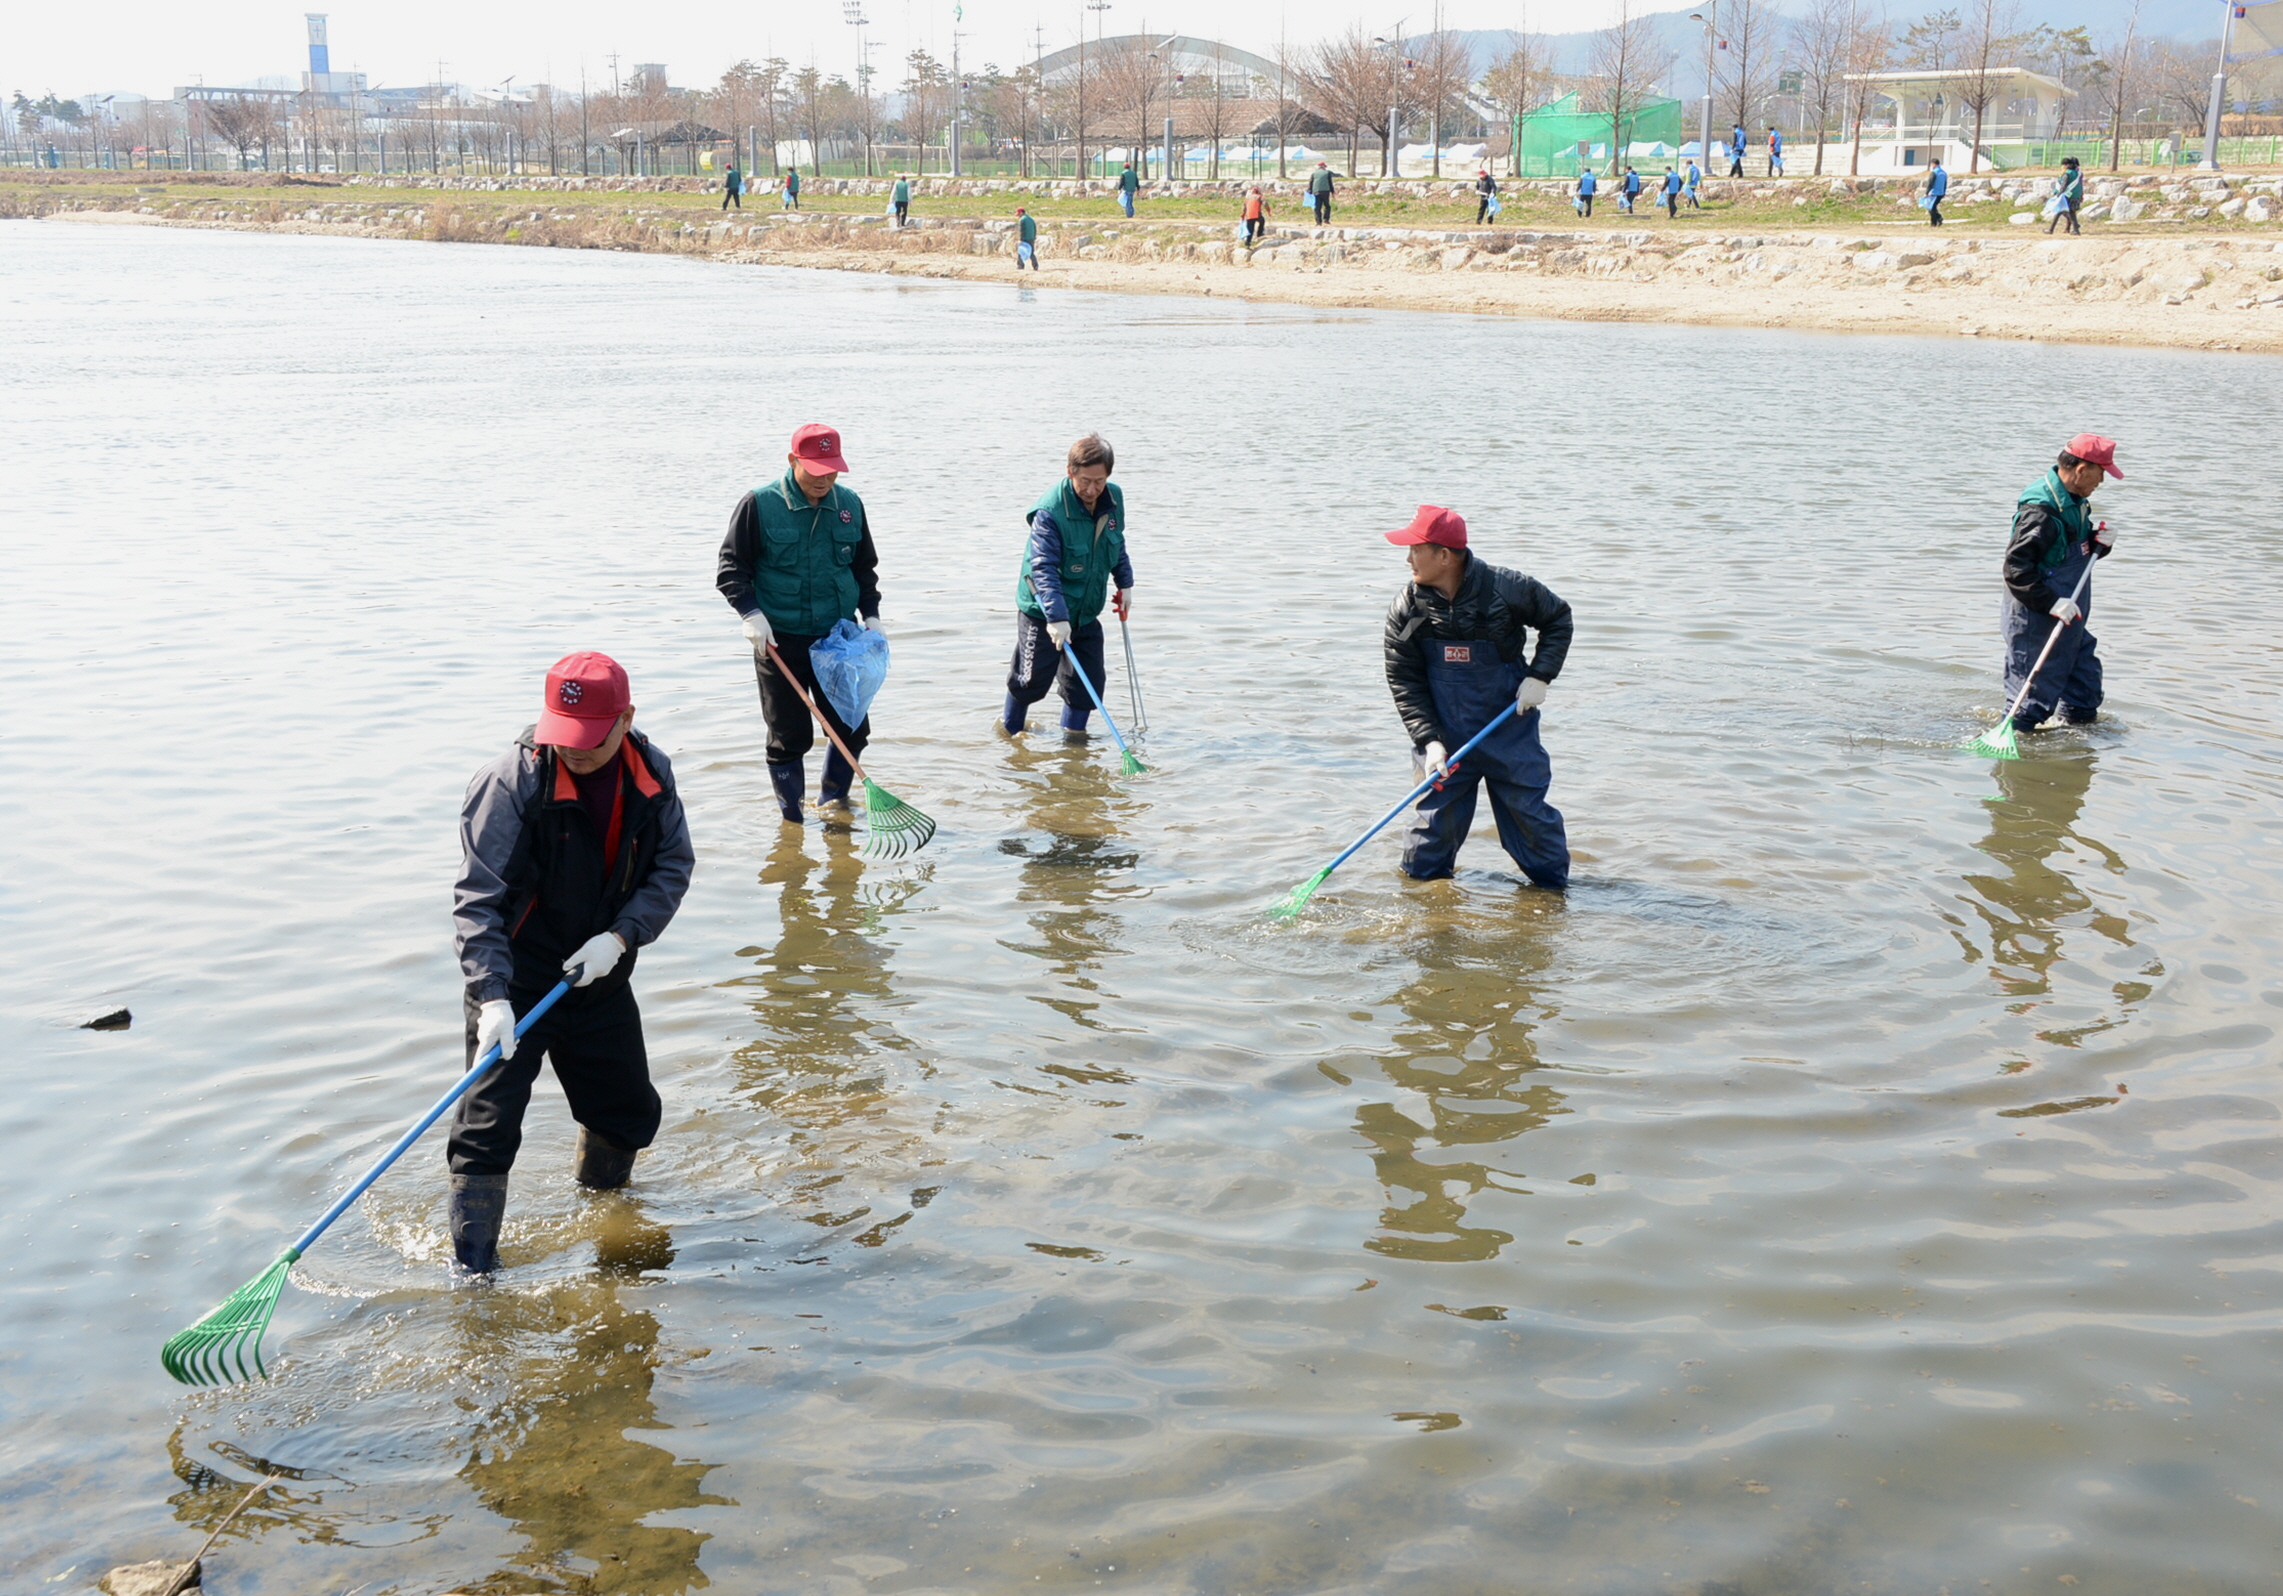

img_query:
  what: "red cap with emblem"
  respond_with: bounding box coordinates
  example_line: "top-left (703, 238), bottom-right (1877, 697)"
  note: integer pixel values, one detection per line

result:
top-left (2063, 433), bottom-right (2122, 480)
top-left (1384, 504), bottom-right (1468, 549)
top-left (790, 422), bottom-right (851, 474)
top-left (535, 651), bottom-right (631, 749)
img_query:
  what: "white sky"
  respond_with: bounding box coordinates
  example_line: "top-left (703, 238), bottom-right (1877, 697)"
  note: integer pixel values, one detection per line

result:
top-left (15, 0), bottom-right (1633, 102)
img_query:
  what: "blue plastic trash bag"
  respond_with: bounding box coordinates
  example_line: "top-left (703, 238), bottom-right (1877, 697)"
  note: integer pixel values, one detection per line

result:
top-left (810, 620), bottom-right (890, 729)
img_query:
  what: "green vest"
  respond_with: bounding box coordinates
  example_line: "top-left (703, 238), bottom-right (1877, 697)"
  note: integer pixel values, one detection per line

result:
top-left (1016, 480), bottom-right (1126, 627)
top-left (893, 179), bottom-right (910, 203)
top-left (2018, 468), bottom-right (2092, 572)
top-left (751, 470), bottom-right (865, 635)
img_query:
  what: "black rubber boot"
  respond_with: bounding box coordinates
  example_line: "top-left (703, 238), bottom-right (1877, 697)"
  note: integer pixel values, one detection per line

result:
top-left (767, 761), bottom-right (804, 823)
top-left (448, 1172), bottom-right (509, 1274)
top-left (819, 745), bottom-right (855, 808)
top-left (1000, 693), bottom-right (1027, 735)
top-left (574, 1126), bottom-right (639, 1190)
top-left (1060, 701), bottom-right (1091, 735)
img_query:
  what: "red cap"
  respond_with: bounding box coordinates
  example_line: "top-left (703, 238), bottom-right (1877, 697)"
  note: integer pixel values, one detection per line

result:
top-left (535, 651), bottom-right (631, 749)
top-left (2064, 433), bottom-right (2122, 479)
top-left (1385, 504), bottom-right (1468, 549)
top-left (790, 422), bottom-right (850, 475)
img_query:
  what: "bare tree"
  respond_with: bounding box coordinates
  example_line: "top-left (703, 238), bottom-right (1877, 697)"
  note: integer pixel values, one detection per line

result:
top-left (202, 95), bottom-right (279, 170)
top-left (900, 49), bottom-right (949, 173)
top-left (1953, 0), bottom-right (2026, 172)
top-left (1301, 24), bottom-right (1396, 177)
top-left (1717, 0), bottom-right (1783, 144)
top-left (791, 65), bottom-right (830, 174)
top-left (1197, 45), bottom-right (1233, 178)
top-left (1900, 7), bottom-right (1962, 68)
top-left (1483, 30), bottom-right (1553, 178)
top-left (1092, 36), bottom-right (1161, 176)
top-left (1588, 0), bottom-right (1674, 175)
top-left (1411, 6), bottom-right (1472, 176)
top-left (1792, 0), bottom-right (1860, 173)
top-left (1844, 13), bottom-right (1892, 175)
top-left (2099, 0), bottom-right (2147, 170)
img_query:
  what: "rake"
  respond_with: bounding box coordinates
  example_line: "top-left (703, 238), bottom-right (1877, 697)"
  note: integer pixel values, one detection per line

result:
top-left (1269, 702), bottom-right (1520, 922)
top-left (1114, 592), bottom-right (1148, 734)
top-left (1965, 562), bottom-right (2095, 761)
top-left (161, 975), bottom-right (577, 1386)
top-left (766, 641), bottom-right (937, 859)
top-left (1057, 636), bottom-right (1148, 776)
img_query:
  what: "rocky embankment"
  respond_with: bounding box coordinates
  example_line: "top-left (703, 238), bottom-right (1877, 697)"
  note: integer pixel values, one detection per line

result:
top-left (31, 175), bottom-right (2283, 352)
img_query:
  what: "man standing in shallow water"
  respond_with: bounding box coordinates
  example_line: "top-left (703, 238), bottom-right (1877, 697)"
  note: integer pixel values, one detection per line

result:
top-left (716, 423), bottom-right (887, 822)
top-left (1003, 433), bottom-right (1134, 737)
top-left (448, 652), bottom-right (694, 1274)
top-left (2001, 433), bottom-right (2120, 733)
top-left (1383, 506), bottom-right (1573, 890)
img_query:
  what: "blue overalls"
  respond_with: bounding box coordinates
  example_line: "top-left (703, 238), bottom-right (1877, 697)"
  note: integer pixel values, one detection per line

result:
top-left (1401, 638), bottom-right (1570, 889)
top-left (2002, 531), bottom-right (2101, 728)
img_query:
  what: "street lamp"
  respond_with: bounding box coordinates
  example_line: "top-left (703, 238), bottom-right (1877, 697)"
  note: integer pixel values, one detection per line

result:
top-left (843, 3), bottom-right (873, 177)
top-left (1689, 10), bottom-right (1715, 172)
top-left (1372, 27), bottom-right (1413, 178)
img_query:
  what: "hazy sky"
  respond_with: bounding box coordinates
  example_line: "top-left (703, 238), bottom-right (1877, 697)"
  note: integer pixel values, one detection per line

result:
top-left (16, 0), bottom-right (1628, 101)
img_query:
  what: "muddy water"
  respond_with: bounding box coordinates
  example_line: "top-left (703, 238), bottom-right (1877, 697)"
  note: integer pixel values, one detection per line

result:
top-left (5, 221), bottom-right (2283, 1595)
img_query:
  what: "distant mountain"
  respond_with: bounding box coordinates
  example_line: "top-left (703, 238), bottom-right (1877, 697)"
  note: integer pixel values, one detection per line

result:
top-left (1419, 0), bottom-right (2223, 99)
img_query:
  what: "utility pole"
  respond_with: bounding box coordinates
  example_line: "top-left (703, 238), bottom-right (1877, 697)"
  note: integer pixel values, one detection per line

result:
top-left (844, 3), bottom-right (872, 176)
top-left (1690, 6), bottom-right (1716, 172)
top-left (1083, 0), bottom-right (1113, 180)
top-left (951, 4), bottom-right (965, 178)
top-left (2198, 0), bottom-right (2238, 171)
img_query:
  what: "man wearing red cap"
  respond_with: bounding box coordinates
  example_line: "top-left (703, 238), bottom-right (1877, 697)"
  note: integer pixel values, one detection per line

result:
top-left (446, 652), bottom-right (695, 1274)
top-left (716, 423), bottom-right (886, 822)
top-left (2001, 434), bottom-right (2121, 733)
top-left (1383, 506), bottom-right (1573, 890)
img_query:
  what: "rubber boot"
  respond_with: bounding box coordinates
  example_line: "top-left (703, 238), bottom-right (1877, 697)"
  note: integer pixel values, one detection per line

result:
top-left (448, 1172), bottom-right (509, 1274)
top-left (767, 761), bottom-right (804, 823)
top-left (574, 1126), bottom-right (639, 1190)
top-left (1000, 693), bottom-right (1027, 736)
top-left (819, 745), bottom-right (855, 809)
top-left (1060, 701), bottom-right (1091, 736)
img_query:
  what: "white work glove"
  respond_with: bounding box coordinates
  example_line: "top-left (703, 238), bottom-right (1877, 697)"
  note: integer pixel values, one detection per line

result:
top-left (1419, 741), bottom-right (1450, 781)
top-left (1515, 677), bottom-right (1549, 713)
top-left (476, 998), bottom-right (518, 1063)
top-left (1113, 587), bottom-right (1133, 620)
top-left (2049, 596), bottom-right (2083, 626)
top-left (741, 612), bottom-right (774, 654)
top-left (2094, 520), bottom-right (2115, 551)
top-left (564, 930), bottom-right (626, 987)
top-left (1047, 620), bottom-right (1073, 648)
top-left (863, 614), bottom-right (888, 638)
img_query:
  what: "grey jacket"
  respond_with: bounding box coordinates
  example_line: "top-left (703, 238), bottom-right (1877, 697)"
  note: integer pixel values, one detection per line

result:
top-left (453, 729), bottom-right (695, 1003)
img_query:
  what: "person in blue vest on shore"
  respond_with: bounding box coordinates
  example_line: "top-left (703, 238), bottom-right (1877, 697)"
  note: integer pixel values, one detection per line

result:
top-left (716, 423), bottom-right (886, 822)
top-left (1767, 124), bottom-right (1784, 176)
top-left (1382, 506), bottom-right (1573, 890)
top-left (1685, 158), bottom-right (1702, 207)
top-left (1575, 165), bottom-right (1597, 217)
top-left (2000, 433), bottom-right (2120, 733)
top-left (1661, 165), bottom-right (1683, 217)
top-left (1925, 157), bottom-right (1948, 225)
top-left (1620, 164), bottom-right (1643, 213)
top-left (1729, 123), bottom-right (1747, 176)
top-left (1003, 433), bottom-right (1134, 737)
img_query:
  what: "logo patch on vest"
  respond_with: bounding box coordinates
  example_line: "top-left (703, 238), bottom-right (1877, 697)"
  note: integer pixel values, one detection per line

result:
top-left (559, 681), bottom-right (584, 705)
top-left (840, 510), bottom-right (853, 523)
top-left (1441, 644), bottom-right (1473, 664)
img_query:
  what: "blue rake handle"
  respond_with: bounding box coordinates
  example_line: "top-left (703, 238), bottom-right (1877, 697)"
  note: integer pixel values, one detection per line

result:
top-left (1056, 638), bottom-right (1146, 769)
top-left (1304, 702), bottom-right (1523, 887)
top-left (284, 974), bottom-right (577, 1256)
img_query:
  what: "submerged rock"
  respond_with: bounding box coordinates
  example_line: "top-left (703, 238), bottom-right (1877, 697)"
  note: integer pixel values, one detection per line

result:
top-left (82, 1007), bottom-right (131, 1031)
top-left (102, 1562), bottom-right (193, 1596)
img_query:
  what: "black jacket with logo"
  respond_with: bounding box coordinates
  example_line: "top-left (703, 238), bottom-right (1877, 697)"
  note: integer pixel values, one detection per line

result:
top-left (1383, 553), bottom-right (1573, 750)
top-left (453, 728), bottom-right (695, 1004)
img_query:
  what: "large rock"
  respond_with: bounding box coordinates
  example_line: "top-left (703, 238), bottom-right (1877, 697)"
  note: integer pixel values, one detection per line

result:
top-left (103, 1564), bottom-right (193, 1596)
top-left (2009, 211), bottom-right (2038, 225)
top-left (2249, 198), bottom-right (2275, 223)
top-left (2106, 195), bottom-right (2142, 222)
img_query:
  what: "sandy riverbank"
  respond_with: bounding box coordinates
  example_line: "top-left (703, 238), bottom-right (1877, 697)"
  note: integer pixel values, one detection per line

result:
top-left (35, 191), bottom-right (2283, 354)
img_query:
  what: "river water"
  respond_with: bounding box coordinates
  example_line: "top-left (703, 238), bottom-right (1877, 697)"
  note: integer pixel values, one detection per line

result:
top-left (5, 220), bottom-right (2282, 1594)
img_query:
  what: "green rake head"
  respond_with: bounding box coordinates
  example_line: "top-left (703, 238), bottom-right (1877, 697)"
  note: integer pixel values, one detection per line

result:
top-left (162, 1247), bottom-right (300, 1386)
top-left (860, 778), bottom-right (937, 860)
top-left (1965, 718), bottom-right (2022, 761)
top-left (1117, 747), bottom-right (1149, 778)
top-left (1267, 866), bottom-right (1332, 923)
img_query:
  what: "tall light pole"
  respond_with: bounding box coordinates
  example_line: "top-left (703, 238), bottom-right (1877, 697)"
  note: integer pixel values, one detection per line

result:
top-left (844, 2), bottom-right (874, 177)
top-left (1373, 26), bottom-right (1411, 178)
top-left (2198, 0), bottom-right (2238, 172)
top-left (1082, 0), bottom-right (1113, 179)
top-left (1690, 8), bottom-right (1716, 169)
top-left (951, 4), bottom-right (966, 178)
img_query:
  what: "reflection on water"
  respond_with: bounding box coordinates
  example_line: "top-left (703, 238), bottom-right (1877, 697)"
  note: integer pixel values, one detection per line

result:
top-left (1962, 749), bottom-right (2148, 1056)
top-left (457, 1273), bottom-right (724, 1595)
top-left (996, 740), bottom-right (1142, 1037)
top-left (1358, 923), bottom-right (1567, 1264)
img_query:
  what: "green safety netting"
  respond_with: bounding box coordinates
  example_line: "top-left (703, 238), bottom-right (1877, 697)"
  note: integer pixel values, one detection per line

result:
top-left (1511, 92), bottom-right (1688, 177)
